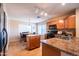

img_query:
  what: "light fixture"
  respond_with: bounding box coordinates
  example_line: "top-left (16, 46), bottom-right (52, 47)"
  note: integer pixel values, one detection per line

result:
top-left (40, 11), bottom-right (44, 15)
top-left (59, 20), bottom-right (64, 23)
top-left (28, 16), bottom-right (31, 26)
top-left (44, 13), bottom-right (48, 16)
top-left (61, 3), bottom-right (66, 6)
top-left (35, 9), bottom-right (39, 13)
top-left (35, 8), bottom-right (48, 17)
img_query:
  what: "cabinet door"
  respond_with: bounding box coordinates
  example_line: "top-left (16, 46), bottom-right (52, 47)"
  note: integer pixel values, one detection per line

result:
top-left (67, 15), bottom-right (75, 29)
top-left (42, 43), bottom-right (61, 56)
top-left (57, 21), bottom-right (64, 29)
top-left (27, 36), bottom-right (40, 50)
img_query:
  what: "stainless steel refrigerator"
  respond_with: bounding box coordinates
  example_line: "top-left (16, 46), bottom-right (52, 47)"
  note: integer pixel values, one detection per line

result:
top-left (0, 3), bottom-right (8, 56)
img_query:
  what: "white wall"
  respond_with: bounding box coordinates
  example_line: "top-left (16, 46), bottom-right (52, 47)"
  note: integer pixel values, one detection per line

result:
top-left (8, 20), bottom-right (37, 42)
top-left (76, 8), bottom-right (79, 37)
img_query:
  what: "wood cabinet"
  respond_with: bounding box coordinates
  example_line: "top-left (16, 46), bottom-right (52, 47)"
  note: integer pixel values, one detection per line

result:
top-left (27, 35), bottom-right (40, 50)
top-left (47, 19), bottom-right (64, 30)
top-left (66, 15), bottom-right (75, 29)
top-left (42, 43), bottom-right (61, 56)
top-left (47, 15), bottom-right (75, 30)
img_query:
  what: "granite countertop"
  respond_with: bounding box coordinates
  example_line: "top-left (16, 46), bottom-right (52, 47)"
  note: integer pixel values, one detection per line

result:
top-left (27, 34), bottom-right (40, 36)
top-left (41, 38), bottom-right (79, 56)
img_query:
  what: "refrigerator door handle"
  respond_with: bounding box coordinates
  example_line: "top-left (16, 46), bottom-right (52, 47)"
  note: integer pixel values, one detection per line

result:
top-left (2, 28), bottom-right (8, 56)
top-left (0, 32), bottom-right (3, 55)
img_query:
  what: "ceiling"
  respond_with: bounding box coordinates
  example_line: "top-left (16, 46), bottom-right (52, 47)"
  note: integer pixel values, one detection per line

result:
top-left (3, 3), bottom-right (79, 23)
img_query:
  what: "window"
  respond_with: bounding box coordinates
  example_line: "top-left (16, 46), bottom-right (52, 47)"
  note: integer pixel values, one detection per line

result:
top-left (31, 24), bottom-right (36, 33)
top-left (18, 24), bottom-right (36, 33)
top-left (18, 24), bottom-right (27, 33)
top-left (38, 24), bottom-right (46, 35)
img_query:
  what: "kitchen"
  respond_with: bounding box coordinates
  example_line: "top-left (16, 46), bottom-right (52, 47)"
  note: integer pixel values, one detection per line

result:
top-left (0, 3), bottom-right (79, 56)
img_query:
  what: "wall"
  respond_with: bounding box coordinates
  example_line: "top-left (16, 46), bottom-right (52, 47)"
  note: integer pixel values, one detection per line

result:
top-left (8, 20), bottom-right (22, 42)
top-left (8, 20), bottom-right (37, 42)
top-left (76, 8), bottom-right (79, 37)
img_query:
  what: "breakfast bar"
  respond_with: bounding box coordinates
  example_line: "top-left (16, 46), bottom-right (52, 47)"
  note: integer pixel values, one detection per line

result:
top-left (41, 38), bottom-right (79, 56)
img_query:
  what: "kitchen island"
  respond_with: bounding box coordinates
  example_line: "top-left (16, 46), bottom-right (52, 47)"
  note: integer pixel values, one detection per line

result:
top-left (41, 38), bottom-right (79, 56)
top-left (27, 34), bottom-right (40, 50)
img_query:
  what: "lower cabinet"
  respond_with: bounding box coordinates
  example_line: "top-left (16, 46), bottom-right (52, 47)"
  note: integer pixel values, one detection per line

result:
top-left (61, 51), bottom-right (73, 56)
top-left (42, 43), bottom-right (61, 56)
top-left (42, 43), bottom-right (74, 56)
top-left (27, 35), bottom-right (40, 50)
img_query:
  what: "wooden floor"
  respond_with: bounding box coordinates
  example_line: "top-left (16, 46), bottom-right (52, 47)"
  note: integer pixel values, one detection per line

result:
top-left (7, 41), bottom-right (42, 56)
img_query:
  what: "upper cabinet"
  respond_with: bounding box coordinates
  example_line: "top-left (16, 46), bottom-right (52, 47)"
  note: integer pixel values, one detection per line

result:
top-left (66, 15), bottom-right (76, 29)
top-left (47, 15), bottom-right (76, 30)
